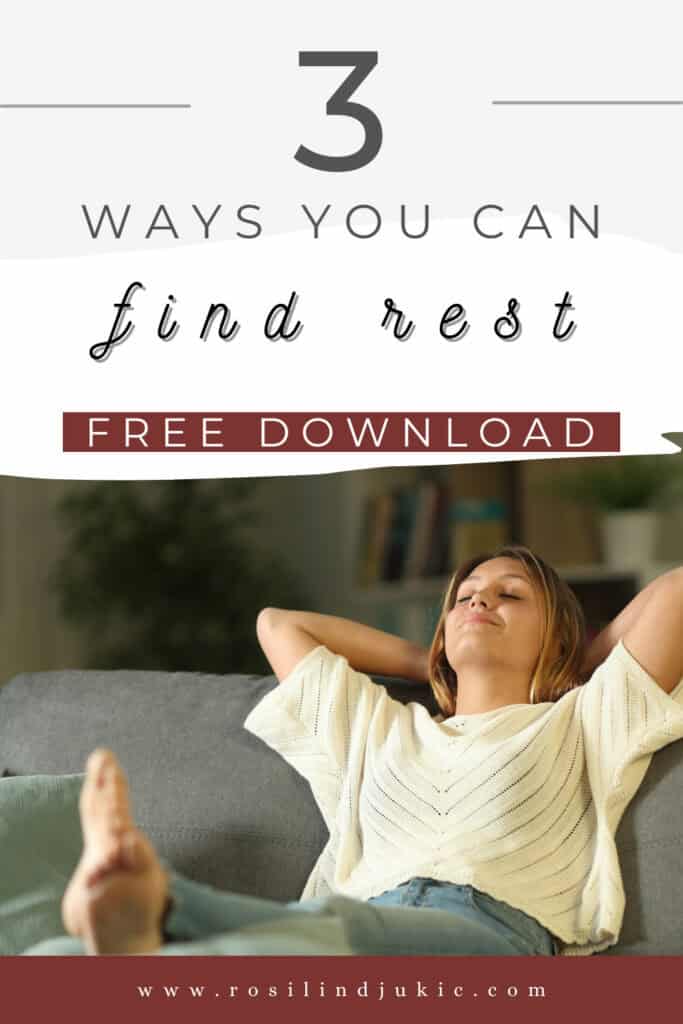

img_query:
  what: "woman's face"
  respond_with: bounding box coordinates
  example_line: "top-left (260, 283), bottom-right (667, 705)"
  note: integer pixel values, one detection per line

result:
top-left (444, 556), bottom-right (545, 679)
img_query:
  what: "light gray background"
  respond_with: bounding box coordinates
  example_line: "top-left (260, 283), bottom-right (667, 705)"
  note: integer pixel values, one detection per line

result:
top-left (1, 1), bottom-right (681, 257)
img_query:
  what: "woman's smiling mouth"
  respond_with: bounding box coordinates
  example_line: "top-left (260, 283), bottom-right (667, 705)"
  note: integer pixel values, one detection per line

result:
top-left (463, 614), bottom-right (499, 626)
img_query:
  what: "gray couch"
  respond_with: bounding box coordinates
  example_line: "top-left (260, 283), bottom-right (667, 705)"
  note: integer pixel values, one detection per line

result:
top-left (1, 665), bottom-right (681, 955)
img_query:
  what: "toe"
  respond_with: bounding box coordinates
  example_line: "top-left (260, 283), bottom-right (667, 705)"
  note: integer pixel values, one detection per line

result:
top-left (86, 747), bottom-right (116, 774)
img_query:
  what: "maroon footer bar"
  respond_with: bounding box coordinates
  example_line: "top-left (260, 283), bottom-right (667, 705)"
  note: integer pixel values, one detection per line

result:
top-left (62, 412), bottom-right (620, 453)
top-left (0, 955), bottom-right (679, 1022)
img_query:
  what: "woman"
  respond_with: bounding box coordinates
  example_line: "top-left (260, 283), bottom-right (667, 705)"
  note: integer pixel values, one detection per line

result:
top-left (57, 545), bottom-right (683, 957)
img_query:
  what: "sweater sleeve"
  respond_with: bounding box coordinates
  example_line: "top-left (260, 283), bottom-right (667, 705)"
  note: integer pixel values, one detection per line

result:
top-left (578, 638), bottom-right (683, 798)
top-left (242, 645), bottom-right (383, 828)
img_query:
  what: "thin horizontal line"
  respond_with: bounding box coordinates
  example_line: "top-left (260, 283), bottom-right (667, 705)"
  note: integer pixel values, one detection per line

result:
top-left (492, 99), bottom-right (683, 106)
top-left (0, 103), bottom-right (191, 109)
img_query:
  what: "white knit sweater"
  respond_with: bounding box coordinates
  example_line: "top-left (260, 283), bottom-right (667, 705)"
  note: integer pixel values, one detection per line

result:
top-left (243, 640), bottom-right (683, 957)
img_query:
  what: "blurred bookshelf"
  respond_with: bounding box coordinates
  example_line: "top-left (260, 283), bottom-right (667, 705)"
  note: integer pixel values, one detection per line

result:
top-left (345, 461), bottom-right (679, 647)
top-left (355, 462), bottom-right (519, 584)
top-left (349, 462), bottom-right (519, 644)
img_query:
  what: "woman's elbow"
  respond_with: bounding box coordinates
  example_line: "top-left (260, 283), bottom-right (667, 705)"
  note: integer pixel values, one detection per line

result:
top-left (256, 607), bottom-right (291, 644)
top-left (657, 567), bottom-right (683, 604)
top-left (256, 607), bottom-right (276, 641)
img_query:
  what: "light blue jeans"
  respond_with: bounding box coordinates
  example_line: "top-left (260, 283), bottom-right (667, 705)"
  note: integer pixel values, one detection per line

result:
top-left (24, 873), bottom-right (559, 956)
top-left (158, 872), bottom-right (559, 956)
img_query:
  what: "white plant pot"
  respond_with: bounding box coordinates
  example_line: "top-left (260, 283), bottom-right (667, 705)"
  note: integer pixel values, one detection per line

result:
top-left (600, 510), bottom-right (658, 570)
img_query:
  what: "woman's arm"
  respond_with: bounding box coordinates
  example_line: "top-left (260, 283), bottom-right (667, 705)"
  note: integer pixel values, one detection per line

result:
top-left (580, 566), bottom-right (683, 693)
top-left (256, 607), bottom-right (430, 685)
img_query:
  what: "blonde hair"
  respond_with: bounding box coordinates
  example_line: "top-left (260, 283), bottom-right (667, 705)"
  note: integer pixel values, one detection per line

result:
top-left (427, 545), bottom-right (586, 717)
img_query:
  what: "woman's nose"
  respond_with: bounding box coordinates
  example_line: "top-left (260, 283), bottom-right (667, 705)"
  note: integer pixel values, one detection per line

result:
top-left (469, 590), bottom-right (489, 607)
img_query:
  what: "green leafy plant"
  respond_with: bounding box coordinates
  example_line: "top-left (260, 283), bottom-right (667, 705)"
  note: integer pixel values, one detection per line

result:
top-left (52, 479), bottom-right (305, 674)
top-left (549, 455), bottom-right (681, 511)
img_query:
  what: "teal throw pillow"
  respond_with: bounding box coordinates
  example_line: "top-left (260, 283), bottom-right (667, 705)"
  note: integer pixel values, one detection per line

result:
top-left (0, 774), bottom-right (84, 955)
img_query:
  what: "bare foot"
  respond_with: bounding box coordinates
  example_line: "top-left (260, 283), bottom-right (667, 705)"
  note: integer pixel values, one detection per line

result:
top-left (62, 748), bottom-right (169, 954)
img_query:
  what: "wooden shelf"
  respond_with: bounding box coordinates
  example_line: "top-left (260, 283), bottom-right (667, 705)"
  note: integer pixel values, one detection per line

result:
top-left (343, 460), bottom-right (683, 645)
top-left (353, 562), bottom-right (680, 607)
top-left (560, 560), bottom-right (679, 583)
top-left (557, 563), bottom-right (642, 581)
top-left (354, 577), bottom-right (451, 604)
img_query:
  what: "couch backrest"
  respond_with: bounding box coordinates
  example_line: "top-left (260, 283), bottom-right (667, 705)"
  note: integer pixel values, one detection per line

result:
top-left (1, 668), bottom-right (682, 954)
top-left (0, 668), bottom-right (436, 904)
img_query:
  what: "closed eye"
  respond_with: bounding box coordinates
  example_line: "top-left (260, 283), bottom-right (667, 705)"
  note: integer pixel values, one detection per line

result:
top-left (455, 593), bottom-right (521, 603)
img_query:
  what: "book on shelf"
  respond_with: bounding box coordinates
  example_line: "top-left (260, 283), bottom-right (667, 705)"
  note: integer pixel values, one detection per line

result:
top-left (422, 483), bottom-right (451, 579)
top-left (356, 492), bottom-right (395, 586)
top-left (382, 487), bottom-right (419, 581)
top-left (359, 480), bottom-right (513, 588)
top-left (403, 480), bottom-right (440, 579)
top-left (357, 481), bottom-right (452, 587)
top-left (448, 498), bottom-right (510, 568)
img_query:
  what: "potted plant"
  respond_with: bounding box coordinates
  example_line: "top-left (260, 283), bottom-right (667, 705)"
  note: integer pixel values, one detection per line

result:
top-left (52, 479), bottom-right (305, 674)
top-left (551, 455), bottom-right (681, 569)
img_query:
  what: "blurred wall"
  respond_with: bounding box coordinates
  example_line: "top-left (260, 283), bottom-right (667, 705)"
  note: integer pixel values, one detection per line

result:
top-left (0, 474), bottom-right (349, 684)
top-left (2, 457), bottom-right (683, 684)
top-left (0, 478), bottom-right (86, 682)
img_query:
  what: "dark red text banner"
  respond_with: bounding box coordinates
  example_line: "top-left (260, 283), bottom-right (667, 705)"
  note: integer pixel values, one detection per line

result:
top-left (0, 955), bottom-right (679, 1023)
top-left (62, 412), bottom-right (620, 453)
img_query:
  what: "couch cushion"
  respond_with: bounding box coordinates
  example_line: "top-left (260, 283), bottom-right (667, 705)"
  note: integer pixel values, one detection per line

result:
top-left (1, 667), bottom-right (681, 954)
top-left (0, 668), bottom-right (435, 904)
top-left (601, 739), bottom-right (683, 955)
